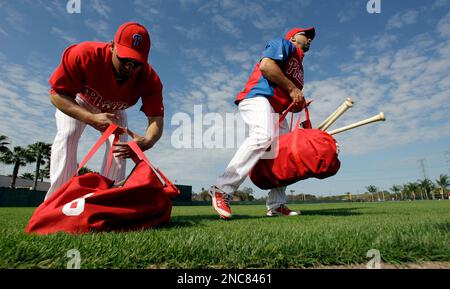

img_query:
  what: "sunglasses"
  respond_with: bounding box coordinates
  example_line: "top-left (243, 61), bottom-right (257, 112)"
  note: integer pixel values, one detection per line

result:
top-left (117, 56), bottom-right (143, 68)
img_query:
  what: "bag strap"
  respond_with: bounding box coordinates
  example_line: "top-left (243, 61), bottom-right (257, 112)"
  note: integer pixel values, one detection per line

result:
top-left (295, 106), bottom-right (310, 129)
top-left (289, 111), bottom-right (294, 131)
top-left (105, 133), bottom-right (120, 177)
top-left (278, 102), bottom-right (295, 126)
top-left (279, 102), bottom-right (311, 132)
top-left (127, 141), bottom-right (180, 196)
top-left (77, 124), bottom-right (119, 174)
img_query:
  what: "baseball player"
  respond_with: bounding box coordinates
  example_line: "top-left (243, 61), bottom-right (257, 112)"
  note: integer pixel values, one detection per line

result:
top-left (209, 27), bottom-right (315, 219)
top-left (45, 22), bottom-right (164, 200)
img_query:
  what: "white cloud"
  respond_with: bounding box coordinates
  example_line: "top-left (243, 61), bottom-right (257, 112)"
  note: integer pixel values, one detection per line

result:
top-left (337, 1), bottom-right (360, 23)
top-left (0, 55), bottom-right (67, 147)
top-left (349, 34), bottom-right (398, 60)
top-left (174, 25), bottom-right (203, 41)
top-left (5, 6), bottom-right (27, 33)
top-left (211, 15), bottom-right (241, 38)
top-left (305, 30), bottom-right (450, 155)
top-left (92, 0), bottom-right (112, 18)
top-left (241, 2), bottom-right (286, 30)
top-left (132, 0), bottom-right (168, 51)
top-left (437, 11), bottom-right (450, 38)
top-left (134, 0), bottom-right (163, 19)
top-left (51, 27), bottom-right (78, 43)
top-left (179, 0), bottom-right (201, 9)
top-left (222, 46), bottom-right (257, 69)
top-left (0, 27), bottom-right (8, 36)
top-left (26, 0), bottom-right (67, 18)
top-left (198, 0), bottom-right (289, 35)
top-left (84, 19), bottom-right (111, 40)
top-left (432, 0), bottom-right (450, 8)
top-left (387, 10), bottom-right (419, 30)
top-left (311, 45), bottom-right (335, 59)
top-left (171, 66), bottom-right (246, 114)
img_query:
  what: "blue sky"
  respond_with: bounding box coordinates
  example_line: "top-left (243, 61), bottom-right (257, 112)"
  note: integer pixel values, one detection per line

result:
top-left (0, 0), bottom-right (449, 198)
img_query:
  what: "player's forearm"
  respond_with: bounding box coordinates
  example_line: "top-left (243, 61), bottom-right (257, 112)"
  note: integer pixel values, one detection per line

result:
top-left (259, 58), bottom-right (297, 93)
top-left (50, 93), bottom-right (94, 124)
top-left (141, 116), bottom-right (164, 150)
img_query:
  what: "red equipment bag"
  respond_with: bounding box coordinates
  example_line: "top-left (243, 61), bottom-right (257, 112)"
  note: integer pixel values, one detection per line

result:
top-left (25, 124), bottom-right (180, 235)
top-left (249, 104), bottom-right (340, 190)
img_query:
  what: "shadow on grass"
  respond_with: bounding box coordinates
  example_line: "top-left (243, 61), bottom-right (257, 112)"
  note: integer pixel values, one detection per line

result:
top-left (300, 207), bottom-right (363, 216)
top-left (160, 214), bottom-right (264, 229)
top-left (159, 207), bottom-right (365, 229)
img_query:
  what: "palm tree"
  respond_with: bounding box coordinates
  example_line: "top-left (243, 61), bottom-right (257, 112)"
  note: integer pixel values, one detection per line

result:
top-left (0, 146), bottom-right (35, 188)
top-left (390, 185), bottom-right (403, 200)
top-left (39, 162), bottom-right (50, 182)
top-left (0, 135), bottom-right (10, 153)
top-left (27, 142), bottom-right (52, 190)
top-left (366, 185), bottom-right (379, 202)
top-left (405, 182), bottom-right (419, 201)
top-left (418, 178), bottom-right (435, 200)
top-left (400, 185), bottom-right (410, 200)
top-left (436, 174), bottom-right (449, 200)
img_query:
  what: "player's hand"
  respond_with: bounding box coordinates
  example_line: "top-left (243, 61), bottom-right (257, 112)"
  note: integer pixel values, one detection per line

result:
top-left (291, 99), bottom-right (314, 112)
top-left (289, 87), bottom-right (305, 111)
top-left (113, 128), bottom-right (152, 159)
top-left (88, 112), bottom-right (122, 132)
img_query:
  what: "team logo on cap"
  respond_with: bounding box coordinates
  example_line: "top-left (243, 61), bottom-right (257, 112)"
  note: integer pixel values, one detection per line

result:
top-left (132, 34), bottom-right (142, 47)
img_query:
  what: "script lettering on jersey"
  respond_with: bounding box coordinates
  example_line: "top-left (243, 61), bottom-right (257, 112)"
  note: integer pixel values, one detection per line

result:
top-left (285, 57), bottom-right (304, 88)
top-left (82, 86), bottom-right (129, 111)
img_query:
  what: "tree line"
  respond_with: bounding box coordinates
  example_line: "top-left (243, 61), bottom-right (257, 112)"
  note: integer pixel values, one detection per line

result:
top-left (2, 133), bottom-right (449, 200)
top-left (365, 176), bottom-right (449, 201)
top-left (0, 134), bottom-right (95, 190)
top-left (192, 175), bottom-right (449, 203)
top-left (193, 187), bottom-right (256, 202)
top-left (0, 135), bottom-right (51, 190)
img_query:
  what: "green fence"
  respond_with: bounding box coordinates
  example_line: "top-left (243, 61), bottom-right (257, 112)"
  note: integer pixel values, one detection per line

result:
top-left (0, 184), bottom-right (193, 207)
top-left (0, 188), bottom-right (46, 207)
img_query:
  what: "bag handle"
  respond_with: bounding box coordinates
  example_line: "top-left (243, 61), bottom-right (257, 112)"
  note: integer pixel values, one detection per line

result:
top-left (77, 124), bottom-right (120, 174)
top-left (278, 102), bottom-right (295, 126)
top-left (279, 102), bottom-right (311, 132)
top-left (105, 133), bottom-right (120, 177)
top-left (127, 141), bottom-right (180, 197)
top-left (294, 106), bottom-right (310, 129)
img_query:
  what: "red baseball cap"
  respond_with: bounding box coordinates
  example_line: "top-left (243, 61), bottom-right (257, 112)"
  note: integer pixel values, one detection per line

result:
top-left (285, 27), bottom-right (315, 40)
top-left (114, 22), bottom-right (151, 63)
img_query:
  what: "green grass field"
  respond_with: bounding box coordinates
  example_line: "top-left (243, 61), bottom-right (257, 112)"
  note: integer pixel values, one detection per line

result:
top-left (0, 201), bottom-right (449, 268)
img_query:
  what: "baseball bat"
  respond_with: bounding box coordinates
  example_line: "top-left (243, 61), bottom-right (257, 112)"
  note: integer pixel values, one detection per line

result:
top-left (328, 112), bottom-right (386, 135)
top-left (319, 98), bottom-right (354, 131)
top-left (317, 98), bottom-right (353, 130)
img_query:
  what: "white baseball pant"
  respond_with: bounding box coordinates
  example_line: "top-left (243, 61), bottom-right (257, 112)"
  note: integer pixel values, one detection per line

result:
top-left (45, 96), bottom-right (128, 200)
top-left (215, 96), bottom-right (290, 210)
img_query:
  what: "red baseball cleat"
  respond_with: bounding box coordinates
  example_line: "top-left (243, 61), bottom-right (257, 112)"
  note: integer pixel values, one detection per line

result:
top-left (267, 204), bottom-right (301, 217)
top-left (209, 186), bottom-right (232, 220)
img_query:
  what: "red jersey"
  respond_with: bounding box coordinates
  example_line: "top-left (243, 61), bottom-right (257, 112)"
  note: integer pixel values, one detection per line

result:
top-left (49, 42), bottom-right (164, 117)
top-left (235, 39), bottom-right (304, 113)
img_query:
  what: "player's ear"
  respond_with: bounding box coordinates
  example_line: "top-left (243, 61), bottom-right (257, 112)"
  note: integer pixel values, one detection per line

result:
top-left (110, 41), bottom-right (115, 52)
